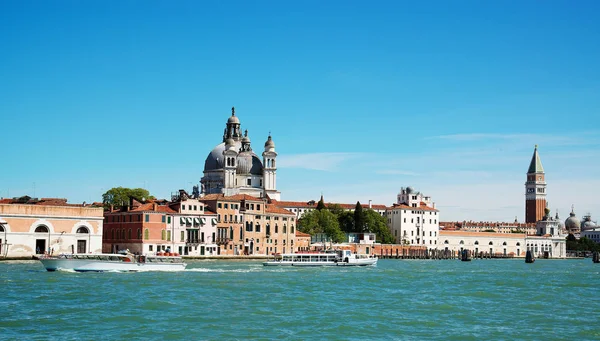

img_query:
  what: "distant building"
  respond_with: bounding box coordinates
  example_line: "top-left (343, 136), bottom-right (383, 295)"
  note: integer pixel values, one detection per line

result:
top-left (0, 196), bottom-right (103, 258)
top-left (200, 194), bottom-right (297, 256)
top-left (385, 187), bottom-right (439, 246)
top-left (275, 198), bottom-right (386, 219)
top-left (525, 208), bottom-right (566, 258)
top-left (201, 107), bottom-right (280, 200)
top-left (439, 230), bottom-right (526, 257)
top-left (525, 145), bottom-right (547, 223)
top-left (580, 214), bottom-right (600, 244)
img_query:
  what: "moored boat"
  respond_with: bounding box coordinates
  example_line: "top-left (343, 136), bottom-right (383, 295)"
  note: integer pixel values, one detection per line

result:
top-left (38, 252), bottom-right (187, 272)
top-left (263, 250), bottom-right (377, 267)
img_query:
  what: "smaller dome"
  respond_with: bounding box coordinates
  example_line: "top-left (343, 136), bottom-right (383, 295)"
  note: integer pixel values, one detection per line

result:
top-left (264, 135), bottom-right (275, 149)
top-left (565, 211), bottom-right (580, 232)
top-left (242, 135), bottom-right (251, 144)
top-left (228, 114), bottom-right (240, 124)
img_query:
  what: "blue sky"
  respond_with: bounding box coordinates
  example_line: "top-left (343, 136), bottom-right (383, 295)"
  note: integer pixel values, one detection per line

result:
top-left (1, 1), bottom-right (599, 221)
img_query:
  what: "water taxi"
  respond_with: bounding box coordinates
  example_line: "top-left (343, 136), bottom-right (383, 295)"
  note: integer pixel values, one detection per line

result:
top-left (263, 250), bottom-right (377, 267)
top-left (38, 252), bottom-right (187, 272)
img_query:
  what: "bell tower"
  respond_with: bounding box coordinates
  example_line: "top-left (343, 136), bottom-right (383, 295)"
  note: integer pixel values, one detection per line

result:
top-left (262, 134), bottom-right (280, 200)
top-left (525, 145), bottom-right (547, 223)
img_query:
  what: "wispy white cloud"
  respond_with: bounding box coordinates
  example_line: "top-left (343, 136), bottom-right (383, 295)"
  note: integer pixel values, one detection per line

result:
top-left (277, 152), bottom-right (364, 172)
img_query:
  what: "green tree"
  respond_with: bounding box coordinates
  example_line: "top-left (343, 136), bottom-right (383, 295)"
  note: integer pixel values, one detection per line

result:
top-left (354, 201), bottom-right (365, 233)
top-left (363, 209), bottom-right (395, 244)
top-left (338, 211), bottom-right (355, 233)
top-left (316, 195), bottom-right (326, 210)
top-left (102, 187), bottom-right (154, 207)
top-left (298, 209), bottom-right (345, 243)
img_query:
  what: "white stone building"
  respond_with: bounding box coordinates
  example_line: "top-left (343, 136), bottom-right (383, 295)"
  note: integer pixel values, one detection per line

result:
top-left (385, 187), bottom-right (440, 246)
top-left (201, 107), bottom-right (281, 200)
top-left (439, 231), bottom-right (526, 257)
top-left (0, 197), bottom-right (104, 258)
top-left (168, 195), bottom-right (219, 257)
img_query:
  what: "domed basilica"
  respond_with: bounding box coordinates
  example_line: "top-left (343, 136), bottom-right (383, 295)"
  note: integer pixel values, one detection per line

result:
top-left (200, 107), bottom-right (281, 200)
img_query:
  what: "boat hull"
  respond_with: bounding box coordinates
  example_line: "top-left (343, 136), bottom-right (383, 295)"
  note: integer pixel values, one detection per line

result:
top-left (40, 257), bottom-right (186, 272)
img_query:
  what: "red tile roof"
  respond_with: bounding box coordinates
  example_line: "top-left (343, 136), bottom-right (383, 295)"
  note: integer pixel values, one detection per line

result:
top-left (390, 203), bottom-right (438, 212)
top-left (296, 231), bottom-right (311, 237)
top-left (265, 205), bottom-right (295, 215)
top-left (130, 203), bottom-right (177, 214)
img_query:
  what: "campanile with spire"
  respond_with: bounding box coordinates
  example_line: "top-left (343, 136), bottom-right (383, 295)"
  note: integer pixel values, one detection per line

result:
top-left (525, 145), bottom-right (547, 223)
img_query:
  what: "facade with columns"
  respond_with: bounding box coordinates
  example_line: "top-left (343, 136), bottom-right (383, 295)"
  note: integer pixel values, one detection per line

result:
top-left (525, 145), bottom-right (547, 223)
top-left (0, 197), bottom-right (104, 258)
top-left (201, 107), bottom-right (280, 201)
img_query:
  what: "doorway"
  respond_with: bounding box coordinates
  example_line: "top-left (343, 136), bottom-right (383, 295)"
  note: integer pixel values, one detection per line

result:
top-left (77, 240), bottom-right (86, 254)
top-left (36, 239), bottom-right (46, 254)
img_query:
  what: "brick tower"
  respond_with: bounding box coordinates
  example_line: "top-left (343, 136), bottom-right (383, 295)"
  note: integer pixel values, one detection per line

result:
top-left (525, 145), bottom-right (547, 223)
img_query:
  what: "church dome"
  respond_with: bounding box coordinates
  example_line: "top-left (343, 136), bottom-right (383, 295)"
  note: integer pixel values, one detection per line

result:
top-left (565, 211), bottom-right (580, 232)
top-left (581, 216), bottom-right (597, 231)
top-left (236, 152), bottom-right (263, 175)
top-left (228, 114), bottom-right (240, 124)
top-left (204, 141), bottom-right (239, 172)
top-left (264, 135), bottom-right (275, 149)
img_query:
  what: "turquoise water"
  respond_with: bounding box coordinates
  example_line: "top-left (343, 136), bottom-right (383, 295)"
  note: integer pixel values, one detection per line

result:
top-left (1, 259), bottom-right (599, 340)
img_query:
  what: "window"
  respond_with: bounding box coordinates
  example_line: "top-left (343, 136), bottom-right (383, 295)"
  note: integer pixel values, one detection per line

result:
top-left (194, 205), bottom-right (197, 210)
top-left (168, 216), bottom-right (171, 224)
top-left (137, 228), bottom-right (142, 239)
top-left (218, 203), bottom-right (222, 208)
top-left (224, 204), bottom-right (229, 209)
top-left (257, 204), bottom-right (261, 210)
top-left (145, 215), bottom-right (149, 222)
top-left (161, 230), bottom-right (166, 240)
top-left (149, 245), bottom-right (153, 251)
top-left (144, 229), bottom-right (149, 240)
top-left (247, 179), bottom-right (251, 186)
top-left (188, 205), bottom-right (192, 210)
top-left (182, 205), bottom-right (185, 210)
top-left (162, 216), bottom-right (166, 223)
top-left (76, 227), bottom-right (89, 234)
top-left (167, 230), bottom-right (171, 242)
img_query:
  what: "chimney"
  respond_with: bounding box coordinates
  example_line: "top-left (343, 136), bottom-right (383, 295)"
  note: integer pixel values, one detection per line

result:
top-left (153, 203), bottom-right (158, 211)
top-left (110, 204), bottom-right (114, 213)
top-left (368, 200), bottom-right (372, 209)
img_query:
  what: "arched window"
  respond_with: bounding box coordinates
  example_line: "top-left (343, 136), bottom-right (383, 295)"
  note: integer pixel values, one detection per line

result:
top-left (489, 241), bottom-right (493, 245)
top-left (275, 224), bottom-right (278, 234)
top-left (137, 228), bottom-right (142, 239)
top-left (0, 225), bottom-right (4, 232)
top-left (291, 225), bottom-right (295, 233)
top-left (516, 242), bottom-right (521, 246)
top-left (459, 240), bottom-right (464, 245)
top-left (161, 230), bottom-right (166, 240)
top-left (76, 226), bottom-right (89, 234)
top-left (35, 225), bottom-right (49, 233)
top-left (121, 228), bottom-right (125, 239)
top-left (127, 229), bottom-right (132, 239)
top-left (283, 224), bottom-right (287, 234)
top-left (502, 241), bottom-right (507, 246)
top-left (474, 241), bottom-right (479, 245)
top-left (444, 240), bottom-right (449, 244)
top-left (144, 228), bottom-right (150, 240)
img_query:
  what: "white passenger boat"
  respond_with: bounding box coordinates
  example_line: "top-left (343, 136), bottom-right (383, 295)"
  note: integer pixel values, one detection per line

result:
top-left (263, 250), bottom-right (377, 267)
top-left (38, 253), bottom-right (187, 272)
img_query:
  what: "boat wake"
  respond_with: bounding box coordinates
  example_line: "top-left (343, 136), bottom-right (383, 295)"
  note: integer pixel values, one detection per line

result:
top-left (185, 267), bottom-right (260, 273)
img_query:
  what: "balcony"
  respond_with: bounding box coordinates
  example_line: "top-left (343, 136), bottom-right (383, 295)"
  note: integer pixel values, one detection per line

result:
top-left (216, 238), bottom-right (230, 245)
top-left (185, 239), bottom-right (201, 247)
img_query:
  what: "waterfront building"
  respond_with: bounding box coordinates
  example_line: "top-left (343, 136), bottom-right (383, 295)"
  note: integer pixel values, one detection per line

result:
top-left (0, 196), bottom-right (103, 258)
top-left (439, 230), bottom-right (526, 257)
top-left (525, 145), bottom-right (547, 223)
top-left (168, 192), bottom-right (219, 256)
top-left (385, 187), bottom-right (439, 246)
top-left (201, 107), bottom-right (281, 200)
top-left (525, 208), bottom-right (567, 258)
top-left (200, 194), bottom-right (296, 255)
top-left (295, 231), bottom-right (311, 252)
